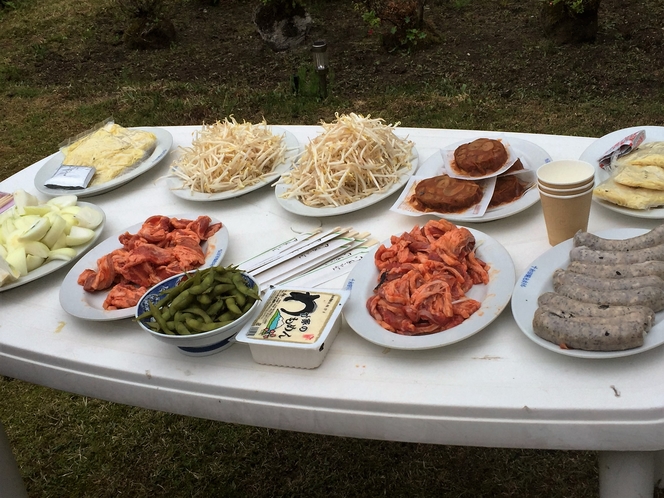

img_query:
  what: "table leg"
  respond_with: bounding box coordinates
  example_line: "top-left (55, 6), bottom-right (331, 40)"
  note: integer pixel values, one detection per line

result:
top-left (655, 451), bottom-right (664, 489)
top-left (598, 451), bottom-right (655, 498)
top-left (0, 421), bottom-right (28, 498)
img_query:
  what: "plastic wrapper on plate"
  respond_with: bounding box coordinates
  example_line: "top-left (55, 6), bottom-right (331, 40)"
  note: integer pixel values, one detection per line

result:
top-left (58, 118), bottom-right (157, 187)
top-left (593, 141), bottom-right (664, 210)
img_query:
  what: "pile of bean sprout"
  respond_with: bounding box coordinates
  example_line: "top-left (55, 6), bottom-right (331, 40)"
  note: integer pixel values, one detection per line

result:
top-left (277, 113), bottom-right (414, 207)
top-left (170, 117), bottom-right (287, 193)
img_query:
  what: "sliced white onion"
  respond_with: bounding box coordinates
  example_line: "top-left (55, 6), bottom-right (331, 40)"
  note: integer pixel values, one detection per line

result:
top-left (65, 225), bottom-right (95, 246)
top-left (74, 206), bottom-right (103, 229)
top-left (46, 194), bottom-right (78, 209)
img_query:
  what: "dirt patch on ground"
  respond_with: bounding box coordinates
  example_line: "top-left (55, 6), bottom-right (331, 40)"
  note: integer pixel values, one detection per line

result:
top-left (21, 0), bottom-right (661, 110)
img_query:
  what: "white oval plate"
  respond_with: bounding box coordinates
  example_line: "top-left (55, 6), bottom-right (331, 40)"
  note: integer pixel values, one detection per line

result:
top-left (275, 148), bottom-right (419, 217)
top-left (59, 214), bottom-right (229, 321)
top-left (512, 227), bottom-right (664, 359)
top-left (166, 127), bottom-right (302, 201)
top-left (0, 202), bottom-right (106, 292)
top-left (343, 227), bottom-right (515, 350)
top-left (415, 136), bottom-right (550, 223)
top-left (34, 127), bottom-right (173, 198)
top-left (579, 126), bottom-right (664, 219)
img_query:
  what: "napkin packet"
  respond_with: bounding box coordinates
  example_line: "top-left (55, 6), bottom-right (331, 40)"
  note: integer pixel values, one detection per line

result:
top-left (44, 165), bottom-right (96, 189)
top-left (598, 129), bottom-right (646, 172)
top-left (44, 118), bottom-right (113, 190)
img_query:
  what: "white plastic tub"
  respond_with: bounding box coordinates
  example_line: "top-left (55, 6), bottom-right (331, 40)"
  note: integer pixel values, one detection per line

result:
top-left (235, 287), bottom-right (350, 369)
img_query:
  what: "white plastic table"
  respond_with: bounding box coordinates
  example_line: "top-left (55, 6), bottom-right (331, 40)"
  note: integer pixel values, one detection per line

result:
top-left (1, 126), bottom-right (663, 498)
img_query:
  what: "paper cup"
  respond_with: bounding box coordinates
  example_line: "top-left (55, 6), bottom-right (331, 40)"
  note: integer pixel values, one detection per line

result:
top-left (538, 180), bottom-right (594, 196)
top-left (537, 160), bottom-right (596, 189)
top-left (539, 188), bottom-right (593, 246)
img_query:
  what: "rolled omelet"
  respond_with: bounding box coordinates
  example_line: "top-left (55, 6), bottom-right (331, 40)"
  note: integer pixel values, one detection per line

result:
top-left (61, 123), bottom-right (157, 186)
top-left (593, 176), bottom-right (664, 210)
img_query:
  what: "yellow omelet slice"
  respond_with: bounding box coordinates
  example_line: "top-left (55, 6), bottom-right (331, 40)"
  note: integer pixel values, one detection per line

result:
top-left (594, 176), bottom-right (664, 210)
top-left (62, 123), bottom-right (157, 186)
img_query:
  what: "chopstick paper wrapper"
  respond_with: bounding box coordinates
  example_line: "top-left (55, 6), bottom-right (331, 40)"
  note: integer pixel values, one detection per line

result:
top-left (239, 228), bottom-right (372, 289)
top-left (282, 239), bottom-right (378, 288)
top-left (0, 193), bottom-right (14, 214)
top-left (255, 231), bottom-right (370, 288)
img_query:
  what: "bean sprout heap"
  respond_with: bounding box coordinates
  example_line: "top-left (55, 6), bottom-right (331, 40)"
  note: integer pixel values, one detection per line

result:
top-left (170, 118), bottom-right (287, 194)
top-left (278, 113), bottom-right (414, 207)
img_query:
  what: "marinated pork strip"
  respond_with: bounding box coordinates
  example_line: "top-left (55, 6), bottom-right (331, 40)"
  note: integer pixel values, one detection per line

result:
top-left (532, 308), bottom-right (650, 351)
top-left (566, 260), bottom-right (664, 280)
top-left (573, 224), bottom-right (664, 251)
top-left (554, 282), bottom-right (664, 311)
top-left (570, 243), bottom-right (664, 265)
top-left (537, 292), bottom-right (656, 321)
top-left (552, 268), bottom-right (664, 292)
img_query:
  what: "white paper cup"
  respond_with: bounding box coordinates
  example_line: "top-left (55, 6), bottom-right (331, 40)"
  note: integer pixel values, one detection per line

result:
top-left (539, 188), bottom-right (593, 245)
top-left (537, 160), bottom-right (596, 189)
top-left (538, 180), bottom-right (594, 196)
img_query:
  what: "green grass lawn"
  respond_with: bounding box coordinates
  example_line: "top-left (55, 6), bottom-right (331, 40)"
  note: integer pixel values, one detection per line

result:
top-left (2, 0), bottom-right (664, 496)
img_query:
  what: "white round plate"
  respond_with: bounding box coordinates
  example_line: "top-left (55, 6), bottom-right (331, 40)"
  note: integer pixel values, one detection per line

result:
top-left (275, 148), bottom-right (419, 217)
top-left (512, 227), bottom-right (664, 359)
top-left (166, 127), bottom-right (301, 201)
top-left (59, 214), bottom-right (229, 321)
top-left (579, 126), bottom-right (664, 219)
top-left (0, 202), bottom-right (106, 292)
top-left (418, 136), bottom-right (550, 223)
top-left (343, 227), bottom-right (515, 350)
top-left (34, 127), bottom-right (173, 198)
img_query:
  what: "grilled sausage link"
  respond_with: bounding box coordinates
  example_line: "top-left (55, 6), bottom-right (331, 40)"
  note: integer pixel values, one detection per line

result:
top-left (570, 244), bottom-right (664, 265)
top-left (537, 292), bottom-right (656, 320)
top-left (552, 269), bottom-right (664, 292)
top-left (553, 283), bottom-right (664, 312)
top-left (573, 224), bottom-right (664, 251)
top-left (532, 308), bottom-right (650, 351)
top-left (566, 260), bottom-right (664, 280)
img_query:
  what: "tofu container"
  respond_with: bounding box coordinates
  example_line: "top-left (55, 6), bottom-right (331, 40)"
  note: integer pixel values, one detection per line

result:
top-left (235, 287), bottom-right (350, 369)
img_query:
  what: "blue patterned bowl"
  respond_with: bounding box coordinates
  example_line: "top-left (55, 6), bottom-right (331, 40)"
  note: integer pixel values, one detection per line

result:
top-left (135, 270), bottom-right (260, 356)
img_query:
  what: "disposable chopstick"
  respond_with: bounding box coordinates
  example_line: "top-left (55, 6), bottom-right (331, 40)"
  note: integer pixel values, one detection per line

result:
top-left (254, 236), bottom-right (357, 288)
top-left (249, 226), bottom-right (351, 276)
top-left (239, 228), bottom-right (322, 273)
top-left (257, 234), bottom-right (373, 289)
top-left (282, 239), bottom-right (379, 288)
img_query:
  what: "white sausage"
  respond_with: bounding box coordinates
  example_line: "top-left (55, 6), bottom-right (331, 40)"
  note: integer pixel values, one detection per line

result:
top-left (573, 224), bottom-right (664, 251)
top-left (532, 308), bottom-right (650, 351)
top-left (552, 269), bottom-right (664, 292)
top-left (570, 244), bottom-right (664, 264)
top-left (537, 292), bottom-right (655, 320)
top-left (553, 283), bottom-right (664, 312)
top-left (566, 260), bottom-right (664, 279)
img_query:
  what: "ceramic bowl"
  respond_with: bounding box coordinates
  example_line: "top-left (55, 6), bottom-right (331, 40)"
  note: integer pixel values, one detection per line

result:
top-left (135, 270), bottom-right (260, 356)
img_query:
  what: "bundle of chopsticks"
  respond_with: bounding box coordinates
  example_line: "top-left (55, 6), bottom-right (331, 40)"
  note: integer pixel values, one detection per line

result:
top-left (239, 226), bottom-right (376, 290)
top-left (0, 193), bottom-right (14, 214)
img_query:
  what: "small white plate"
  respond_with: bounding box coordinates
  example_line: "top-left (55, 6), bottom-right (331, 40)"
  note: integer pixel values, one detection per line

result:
top-left (579, 126), bottom-right (664, 219)
top-left (275, 148), bottom-right (419, 217)
top-left (59, 214), bottom-right (229, 321)
top-left (512, 227), bottom-right (664, 358)
top-left (395, 137), bottom-right (547, 223)
top-left (166, 127), bottom-right (301, 201)
top-left (435, 136), bottom-right (549, 222)
top-left (343, 227), bottom-right (515, 350)
top-left (34, 127), bottom-right (173, 198)
top-left (0, 202), bottom-right (106, 292)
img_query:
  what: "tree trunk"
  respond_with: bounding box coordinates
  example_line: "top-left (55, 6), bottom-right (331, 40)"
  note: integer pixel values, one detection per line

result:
top-left (541, 0), bottom-right (601, 44)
